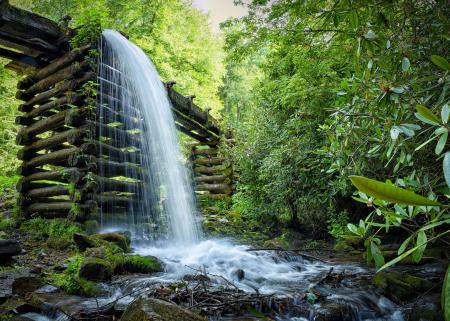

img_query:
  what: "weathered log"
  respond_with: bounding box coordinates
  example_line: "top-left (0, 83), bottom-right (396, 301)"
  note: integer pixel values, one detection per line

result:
top-left (94, 195), bottom-right (138, 207)
top-left (65, 107), bottom-right (94, 127)
top-left (0, 47), bottom-right (44, 69)
top-left (67, 124), bottom-right (95, 145)
top-left (99, 106), bottom-right (142, 127)
top-left (192, 148), bottom-right (218, 156)
top-left (176, 124), bottom-right (209, 143)
top-left (18, 45), bottom-right (92, 90)
top-left (16, 110), bottom-right (68, 145)
top-left (173, 109), bottom-right (219, 140)
top-left (67, 154), bottom-right (96, 167)
top-left (24, 185), bottom-right (70, 198)
top-left (17, 196), bottom-right (70, 206)
top-left (19, 72), bottom-right (95, 106)
top-left (196, 193), bottom-right (231, 200)
top-left (17, 127), bottom-right (87, 158)
top-left (83, 140), bottom-right (142, 163)
top-left (20, 93), bottom-right (84, 116)
top-left (16, 181), bottom-right (54, 193)
top-left (194, 175), bottom-right (228, 184)
top-left (26, 202), bottom-right (96, 214)
top-left (94, 158), bottom-right (143, 178)
top-left (88, 121), bottom-right (142, 148)
top-left (193, 157), bottom-right (224, 166)
top-left (21, 61), bottom-right (91, 98)
top-left (20, 167), bottom-right (84, 184)
top-left (21, 147), bottom-right (78, 168)
top-left (82, 174), bottom-right (142, 193)
top-left (15, 112), bottom-right (55, 125)
top-left (194, 165), bottom-right (230, 175)
top-left (195, 183), bottom-right (232, 194)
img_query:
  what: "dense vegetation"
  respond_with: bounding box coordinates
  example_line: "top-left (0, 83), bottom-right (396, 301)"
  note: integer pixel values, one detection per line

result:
top-left (220, 0), bottom-right (449, 264)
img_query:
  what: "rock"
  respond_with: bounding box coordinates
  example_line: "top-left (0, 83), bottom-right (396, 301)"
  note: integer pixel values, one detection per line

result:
top-left (83, 220), bottom-right (99, 234)
top-left (96, 232), bottom-right (130, 252)
top-left (373, 271), bottom-right (435, 302)
top-left (0, 239), bottom-right (21, 261)
top-left (120, 298), bottom-right (206, 321)
top-left (114, 255), bottom-right (163, 274)
top-left (262, 238), bottom-right (288, 249)
top-left (79, 257), bottom-right (113, 281)
top-left (73, 233), bottom-right (96, 251)
top-left (0, 272), bottom-right (15, 304)
top-left (12, 276), bottom-right (44, 295)
top-left (234, 269), bottom-right (245, 281)
top-left (35, 285), bottom-right (59, 294)
top-left (313, 302), bottom-right (353, 321)
top-left (85, 246), bottom-right (107, 258)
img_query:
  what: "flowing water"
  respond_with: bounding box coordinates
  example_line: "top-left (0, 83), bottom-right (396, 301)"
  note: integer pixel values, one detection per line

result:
top-left (97, 29), bottom-right (200, 243)
top-left (20, 31), bottom-right (411, 320)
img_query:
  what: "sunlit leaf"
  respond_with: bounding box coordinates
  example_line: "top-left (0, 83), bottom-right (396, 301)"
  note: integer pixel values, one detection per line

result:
top-left (431, 55), bottom-right (450, 71)
top-left (442, 104), bottom-right (450, 124)
top-left (435, 131), bottom-right (448, 155)
top-left (349, 176), bottom-right (441, 206)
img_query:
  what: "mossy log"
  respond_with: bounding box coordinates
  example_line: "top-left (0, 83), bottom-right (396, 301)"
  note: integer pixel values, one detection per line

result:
top-left (17, 196), bottom-right (70, 206)
top-left (193, 157), bottom-right (224, 166)
top-left (99, 107), bottom-right (142, 127)
top-left (20, 61), bottom-right (91, 98)
top-left (17, 45), bottom-right (92, 90)
top-left (16, 110), bottom-right (69, 145)
top-left (20, 146), bottom-right (79, 168)
top-left (93, 194), bottom-right (139, 207)
top-left (175, 124), bottom-right (209, 143)
top-left (17, 127), bottom-right (87, 159)
top-left (65, 107), bottom-right (94, 127)
top-left (195, 183), bottom-right (232, 194)
top-left (87, 121), bottom-right (142, 148)
top-left (67, 124), bottom-right (95, 145)
top-left (82, 140), bottom-right (142, 163)
top-left (81, 174), bottom-right (142, 193)
top-left (94, 158), bottom-right (143, 178)
top-left (197, 193), bottom-right (231, 200)
top-left (20, 167), bottom-right (85, 184)
top-left (194, 175), bottom-right (228, 184)
top-left (20, 93), bottom-right (84, 116)
top-left (192, 148), bottom-right (218, 156)
top-left (24, 185), bottom-right (70, 198)
top-left (194, 165), bottom-right (230, 175)
top-left (18, 72), bottom-right (95, 107)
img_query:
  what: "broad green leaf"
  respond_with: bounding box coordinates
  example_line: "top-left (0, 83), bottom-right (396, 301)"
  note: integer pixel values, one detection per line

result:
top-left (411, 231), bottom-right (427, 263)
top-left (349, 176), bottom-right (441, 206)
top-left (347, 223), bottom-right (358, 235)
top-left (444, 152), bottom-right (450, 189)
top-left (431, 55), bottom-right (450, 71)
top-left (419, 219), bottom-right (450, 231)
top-left (370, 242), bottom-right (385, 269)
top-left (442, 264), bottom-right (449, 321)
top-left (436, 131), bottom-right (449, 155)
top-left (401, 57), bottom-right (410, 71)
top-left (415, 105), bottom-right (441, 126)
top-left (398, 235), bottom-right (412, 255)
top-left (442, 104), bottom-right (450, 124)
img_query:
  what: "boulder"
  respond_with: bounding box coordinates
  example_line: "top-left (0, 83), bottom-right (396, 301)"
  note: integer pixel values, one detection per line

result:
top-left (79, 257), bottom-right (113, 281)
top-left (0, 239), bottom-right (21, 261)
top-left (373, 271), bottom-right (435, 302)
top-left (96, 232), bottom-right (130, 252)
top-left (313, 302), bottom-right (353, 321)
top-left (12, 276), bottom-right (44, 295)
top-left (120, 298), bottom-right (206, 321)
top-left (73, 233), bottom-right (96, 251)
top-left (114, 255), bottom-right (163, 274)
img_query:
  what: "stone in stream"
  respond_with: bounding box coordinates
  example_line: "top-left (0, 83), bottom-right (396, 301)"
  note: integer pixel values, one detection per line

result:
top-left (96, 232), bottom-right (131, 252)
top-left (120, 298), bottom-right (206, 321)
top-left (12, 276), bottom-right (44, 295)
top-left (313, 302), bottom-right (354, 321)
top-left (373, 271), bottom-right (435, 302)
top-left (0, 239), bottom-right (21, 261)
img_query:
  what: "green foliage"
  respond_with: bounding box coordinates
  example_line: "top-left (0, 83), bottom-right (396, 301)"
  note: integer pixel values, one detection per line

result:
top-left (21, 218), bottom-right (81, 249)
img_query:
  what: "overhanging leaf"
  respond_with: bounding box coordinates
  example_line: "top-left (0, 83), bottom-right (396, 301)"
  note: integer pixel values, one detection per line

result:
top-left (436, 131), bottom-right (448, 155)
top-left (411, 231), bottom-right (427, 263)
top-left (370, 242), bottom-right (385, 268)
top-left (349, 176), bottom-right (441, 206)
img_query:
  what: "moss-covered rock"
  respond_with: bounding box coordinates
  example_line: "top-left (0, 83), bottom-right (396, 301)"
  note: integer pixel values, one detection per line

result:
top-left (12, 276), bottom-right (44, 296)
top-left (73, 233), bottom-right (97, 251)
top-left (373, 271), bottom-right (435, 302)
top-left (113, 255), bottom-right (163, 274)
top-left (95, 232), bottom-right (130, 252)
top-left (120, 298), bottom-right (206, 321)
top-left (79, 257), bottom-right (113, 281)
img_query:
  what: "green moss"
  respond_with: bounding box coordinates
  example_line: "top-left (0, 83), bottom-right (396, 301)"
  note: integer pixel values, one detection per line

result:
top-left (21, 218), bottom-right (81, 241)
top-left (95, 232), bottom-right (130, 252)
top-left (111, 255), bottom-right (163, 274)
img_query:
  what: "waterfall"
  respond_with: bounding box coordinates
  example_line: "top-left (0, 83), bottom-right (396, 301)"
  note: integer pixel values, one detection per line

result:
top-left (97, 29), bottom-right (200, 244)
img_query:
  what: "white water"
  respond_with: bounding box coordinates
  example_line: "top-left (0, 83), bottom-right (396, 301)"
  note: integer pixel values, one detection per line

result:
top-left (98, 30), bottom-right (200, 244)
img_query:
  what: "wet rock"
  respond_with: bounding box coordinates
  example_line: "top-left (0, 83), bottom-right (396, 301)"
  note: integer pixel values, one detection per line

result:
top-left (373, 271), bottom-right (435, 302)
top-left (79, 257), bottom-right (113, 281)
top-left (120, 298), bottom-right (206, 321)
top-left (0, 272), bottom-right (15, 304)
top-left (96, 232), bottom-right (131, 252)
top-left (114, 255), bottom-right (163, 274)
top-left (0, 239), bottom-right (21, 261)
top-left (313, 302), bottom-right (353, 321)
top-left (407, 305), bottom-right (442, 321)
top-left (234, 269), bottom-right (245, 281)
top-left (12, 276), bottom-right (44, 295)
top-left (0, 297), bottom-right (38, 315)
top-left (85, 246), bottom-right (107, 258)
top-left (73, 233), bottom-right (96, 251)
top-left (35, 284), bottom-right (59, 294)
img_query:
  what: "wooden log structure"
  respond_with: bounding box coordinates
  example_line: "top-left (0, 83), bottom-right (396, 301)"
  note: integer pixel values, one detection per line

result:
top-left (0, 1), bottom-right (232, 226)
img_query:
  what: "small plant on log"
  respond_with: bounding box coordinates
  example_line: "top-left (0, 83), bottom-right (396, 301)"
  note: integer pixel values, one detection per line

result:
top-left (69, 12), bottom-right (103, 49)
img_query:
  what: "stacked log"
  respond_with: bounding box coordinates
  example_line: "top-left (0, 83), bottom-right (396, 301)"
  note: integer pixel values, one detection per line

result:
top-left (190, 142), bottom-right (234, 200)
top-left (15, 45), bottom-right (97, 221)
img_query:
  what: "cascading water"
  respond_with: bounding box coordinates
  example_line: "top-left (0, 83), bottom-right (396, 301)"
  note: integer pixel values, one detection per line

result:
top-left (97, 30), bottom-right (200, 244)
